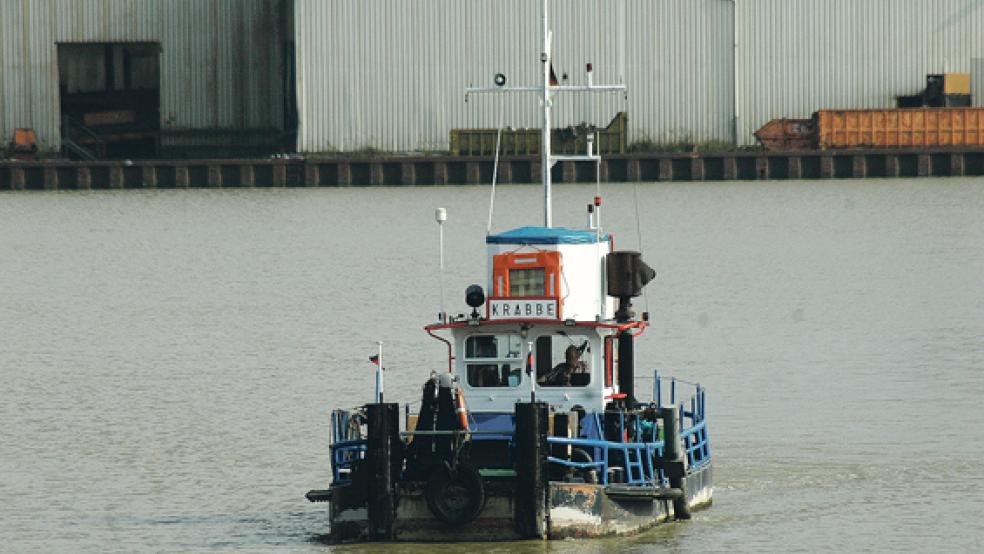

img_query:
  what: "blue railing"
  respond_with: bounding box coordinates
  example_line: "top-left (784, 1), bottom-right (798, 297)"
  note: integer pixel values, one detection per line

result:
top-left (327, 371), bottom-right (710, 486)
top-left (546, 435), bottom-right (666, 486)
top-left (330, 410), bottom-right (366, 484)
top-left (681, 420), bottom-right (710, 469)
top-left (655, 371), bottom-right (711, 470)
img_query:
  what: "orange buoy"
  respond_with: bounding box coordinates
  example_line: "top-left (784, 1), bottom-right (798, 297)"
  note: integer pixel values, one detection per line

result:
top-left (455, 385), bottom-right (470, 432)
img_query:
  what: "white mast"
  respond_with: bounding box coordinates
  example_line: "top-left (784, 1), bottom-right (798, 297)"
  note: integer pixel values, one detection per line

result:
top-left (541, 0), bottom-right (552, 227)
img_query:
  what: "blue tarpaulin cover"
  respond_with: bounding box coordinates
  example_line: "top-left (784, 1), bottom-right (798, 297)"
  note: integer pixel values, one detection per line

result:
top-left (486, 226), bottom-right (607, 245)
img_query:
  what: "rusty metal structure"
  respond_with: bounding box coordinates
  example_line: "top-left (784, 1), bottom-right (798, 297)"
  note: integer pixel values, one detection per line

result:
top-left (755, 107), bottom-right (984, 151)
top-left (450, 112), bottom-right (628, 157)
top-left (734, 0), bottom-right (984, 147)
top-left (817, 108), bottom-right (984, 149)
top-left (753, 118), bottom-right (816, 151)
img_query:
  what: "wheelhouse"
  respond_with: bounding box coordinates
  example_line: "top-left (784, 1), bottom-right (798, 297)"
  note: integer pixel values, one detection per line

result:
top-left (425, 225), bottom-right (646, 414)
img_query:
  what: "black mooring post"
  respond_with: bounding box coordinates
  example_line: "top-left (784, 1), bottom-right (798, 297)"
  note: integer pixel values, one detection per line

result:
top-left (515, 402), bottom-right (548, 539)
top-left (367, 402), bottom-right (400, 540)
top-left (551, 412), bottom-right (570, 481)
top-left (618, 332), bottom-right (635, 405)
top-left (661, 405), bottom-right (691, 520)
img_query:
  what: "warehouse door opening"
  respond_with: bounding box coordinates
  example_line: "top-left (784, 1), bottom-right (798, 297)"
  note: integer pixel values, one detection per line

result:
top-left (57, 42), bottom-right (161, 159)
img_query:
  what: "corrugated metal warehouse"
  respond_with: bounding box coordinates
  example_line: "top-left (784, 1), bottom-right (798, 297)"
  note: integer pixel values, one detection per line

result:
top-left (294, 0), bottom-right (984, 152)
top-left (295, 0), bottom-right (735, 152)
top-left (736, 0), bottom-right (984, 146)
top-left (2, 0), bottom-right (983, 156)
top-left (0, 0), bottom-right (292, 157)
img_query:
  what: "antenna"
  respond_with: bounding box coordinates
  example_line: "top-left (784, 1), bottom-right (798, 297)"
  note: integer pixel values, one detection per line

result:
top-left (488, 92), bottom-right (505, 235)
top-left (435, 208), bottom-right (447, 322)
top-left (375, 341), bottom-right (384, 403)
top-left (541, 0), bottom-right (552, 227)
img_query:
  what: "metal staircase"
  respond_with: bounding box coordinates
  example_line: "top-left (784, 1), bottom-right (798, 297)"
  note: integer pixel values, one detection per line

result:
top-left (61, 115), bottom-right (104, 161)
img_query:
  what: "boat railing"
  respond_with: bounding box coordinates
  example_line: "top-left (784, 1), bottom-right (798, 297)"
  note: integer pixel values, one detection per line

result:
top-left (399, 430), bottom-right (509, 438)
top-left (330, 439), bottom-right (367, 484)
top-left (654, 370), bottom-right (711, 470)
top-left (331, 427), bottom-right (511, 484)
top-left (330, 410), bottom-right (366, 484)
top-left (546, 436), bottom-right (666, 486)
top-left (681, 419), bottom-right (710, 469)
top-left (329, 372), bottom-right (710, 485)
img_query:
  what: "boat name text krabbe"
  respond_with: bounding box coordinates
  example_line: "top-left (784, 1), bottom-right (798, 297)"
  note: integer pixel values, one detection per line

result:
top-left (488, 299), bottom-right (558, 319)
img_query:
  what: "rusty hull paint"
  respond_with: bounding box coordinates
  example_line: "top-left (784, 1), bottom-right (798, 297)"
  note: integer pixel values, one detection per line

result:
top-left (548, 464), bottom-right (714, 539)
top-left (328, 482), bottom-right (368, 542)
top-left (548, 482), bottom-right (671, 539)
top-left (392, 481), bottom-right (523, 542)
top-left (328, 485), bottom-right (369, 542)
top-left (683, 463), bottom-right (715, 511)
top-left (330, 479), bottom-right (523, 542)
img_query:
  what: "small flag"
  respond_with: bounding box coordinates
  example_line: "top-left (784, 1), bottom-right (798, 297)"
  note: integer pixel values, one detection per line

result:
top-left (369, 354), bottom-right (380, 366)
top-left (525, 351), bottom-right (534, 376)
top-left (549, 64), bottom-right (560, 87)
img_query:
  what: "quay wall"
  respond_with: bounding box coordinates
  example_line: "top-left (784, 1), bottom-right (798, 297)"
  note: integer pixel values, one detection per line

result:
top-left (4, 149), bottom-right (983, 190)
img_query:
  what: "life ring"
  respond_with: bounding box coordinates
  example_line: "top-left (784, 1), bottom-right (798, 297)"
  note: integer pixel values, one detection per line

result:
top-left (455, 385), bottom-right (470, 432)
top-left (425, 463), bottom-right (485, 525)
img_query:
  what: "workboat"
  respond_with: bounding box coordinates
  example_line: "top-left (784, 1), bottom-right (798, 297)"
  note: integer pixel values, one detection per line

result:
top-left (306, 0), bottom-right (712, 541)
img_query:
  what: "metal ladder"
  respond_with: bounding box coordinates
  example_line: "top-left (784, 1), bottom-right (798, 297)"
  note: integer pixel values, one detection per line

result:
top-left (622, 444), bottom-right (647, 484)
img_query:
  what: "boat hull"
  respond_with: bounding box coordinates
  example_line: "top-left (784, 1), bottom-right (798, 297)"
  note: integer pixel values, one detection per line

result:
top-left (327, 463), bottom-right (712, 542)
top-left (549, 463), bottom-right (713, 539)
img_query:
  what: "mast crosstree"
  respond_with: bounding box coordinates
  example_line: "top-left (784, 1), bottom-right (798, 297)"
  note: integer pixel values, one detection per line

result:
top-left (465, 0), bottom-right (626, 228)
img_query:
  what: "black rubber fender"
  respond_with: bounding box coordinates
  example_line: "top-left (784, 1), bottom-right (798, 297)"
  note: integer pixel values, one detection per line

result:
top-left (424, 464), bottom-right (486, 526)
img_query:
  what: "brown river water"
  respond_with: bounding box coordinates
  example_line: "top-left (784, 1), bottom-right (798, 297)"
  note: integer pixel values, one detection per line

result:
top-left (1, 178), bottom-right (983, 552)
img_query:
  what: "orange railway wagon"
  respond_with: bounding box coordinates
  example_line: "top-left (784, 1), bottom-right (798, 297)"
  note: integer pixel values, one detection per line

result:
top-left (817, 108), bottom-right (984, 149)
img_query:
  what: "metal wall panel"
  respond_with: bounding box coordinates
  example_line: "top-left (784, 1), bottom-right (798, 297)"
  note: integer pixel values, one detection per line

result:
top-left (736, 0), bottom-right (984, 145)
top-left (8, 0), bottom-right (981, 154)
top-left (0, 0), bottom-right (286, 152)
top-left (294, 0), bottom-right (734, 152)
top-left (632, 0), bottom-right (735, 147)
top-left (295, 0), bottom-right (984, 152)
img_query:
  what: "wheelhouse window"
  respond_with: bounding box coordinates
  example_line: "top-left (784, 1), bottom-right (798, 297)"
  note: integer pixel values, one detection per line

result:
top-left (536, 333), bottom-right (591, 387)
top-left (509, 268), bottom-right (545, 296)
top-left (464, 334), bottom-right (523, 387)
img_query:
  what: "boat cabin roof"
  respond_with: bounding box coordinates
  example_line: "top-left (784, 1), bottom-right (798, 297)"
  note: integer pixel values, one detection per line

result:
top-left (486, 226), bottom-right (608, 245)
